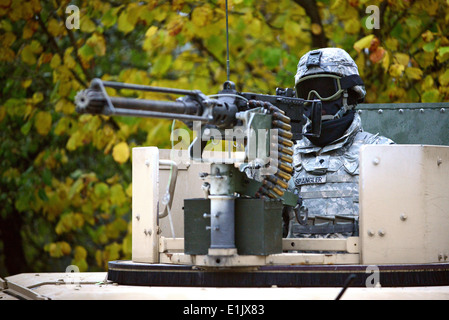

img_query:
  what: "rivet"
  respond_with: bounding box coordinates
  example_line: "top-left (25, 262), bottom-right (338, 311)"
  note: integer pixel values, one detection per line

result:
top-left (438, 254), bottom-right (443, 261)
top-left (440, 108), bottom-right (445, 113)
top-left (378, 109), bottom-right (383, 114)
top-left (400, 213), bottom-right (407, 221)
top-left (372, 157), bottom-right (380, 165)
top-left (357, 110), bottom-right (363, 114)
top-left (136, 214), bottom-right (140, 221)
top-left (437, 158), bottom-right (442, 166)
top-left (378, 229), bottom-right (386, 237)
top-left (398, 109), bottom-right (404, 114)
top-left (367, 230), bottom-right (375, 237)
top-left (419, 108), bottom-right (424, 113)
top-left (145, 159), bottom-right (150, 166)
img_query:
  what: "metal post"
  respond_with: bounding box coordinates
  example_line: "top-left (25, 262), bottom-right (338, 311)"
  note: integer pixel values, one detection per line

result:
top-left (208, 164), bottom-right (237, 255)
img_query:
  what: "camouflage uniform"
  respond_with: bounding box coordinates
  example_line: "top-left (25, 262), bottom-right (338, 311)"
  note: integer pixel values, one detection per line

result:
top-left (287, 48), bottom-right (394, 238)
top-left (287, 114), bottom-right (394, 237)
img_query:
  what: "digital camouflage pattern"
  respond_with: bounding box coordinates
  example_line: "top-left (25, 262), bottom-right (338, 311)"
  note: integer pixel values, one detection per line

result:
top-left (295, 47), bottom-right (366, 101)
top-left (287, 113), bottom-right (394, 238)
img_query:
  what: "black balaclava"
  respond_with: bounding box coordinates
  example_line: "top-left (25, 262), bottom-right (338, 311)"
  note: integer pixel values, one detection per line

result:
top-left (304, 91), bottom-right (358, 148)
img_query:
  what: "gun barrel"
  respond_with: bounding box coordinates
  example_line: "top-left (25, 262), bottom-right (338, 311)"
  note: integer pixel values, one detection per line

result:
top-left (75, 88), bottom-right (209, 122)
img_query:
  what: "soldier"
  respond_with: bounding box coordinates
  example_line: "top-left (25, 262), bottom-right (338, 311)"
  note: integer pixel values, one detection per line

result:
top-left (287, 47), bottom-right (394, 238)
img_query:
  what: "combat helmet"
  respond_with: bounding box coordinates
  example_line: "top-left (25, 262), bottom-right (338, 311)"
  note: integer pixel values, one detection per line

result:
top-left (295, 48), bottom-right (365, 120)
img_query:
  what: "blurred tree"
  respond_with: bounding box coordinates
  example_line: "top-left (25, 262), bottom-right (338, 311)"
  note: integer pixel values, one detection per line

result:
top-left (0, 0), bottom-right (447, 276)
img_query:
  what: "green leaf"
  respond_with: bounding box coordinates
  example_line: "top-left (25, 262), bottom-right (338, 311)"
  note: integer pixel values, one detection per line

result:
top-left (423, 41), bottom-right (435, 53)
top-left (79, 44), bottom-right (95, 62)
top-left (422, 89), bottom-right (440, 103)
top-left (42, 168), bottom-right (52, 186)
top-left (20, 120), bottom-right (32, 135)
top-left (262, 48), bottom-right (282, 69)
top-left (438, 46), bottom-right (449, 57)
top-left (151, 54), bottom-right (173, 76)
top-left (94, 182), bottom-right (109, 198)
top-left (38, 188), bottom-right (49, 202)
top-left (101, 9), bottom-right (117, 27)
top-left (69, 179), bottom-right (84, 199)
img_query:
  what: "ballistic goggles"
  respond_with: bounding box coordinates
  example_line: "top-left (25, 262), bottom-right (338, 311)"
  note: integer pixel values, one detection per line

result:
top-left (296, 74), bottom-right (364, 101)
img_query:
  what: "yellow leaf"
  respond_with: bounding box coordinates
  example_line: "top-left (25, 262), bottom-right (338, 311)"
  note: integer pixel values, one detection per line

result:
top-left (172, 0), bottom-right (185, 10)
top-left (125, 183), bottom-right (132, 197)
top-left (394, 53), bottom-right (410, 66)
top-left (311, 23), bottom-right (322, 35)
top-left (405, 67), bottom-right (423, 80)
top-left (112, 142), bottom-right (130, 164)
top-left (191, 4), bottom-right (213, 27)
top-left (29, 40), bottom-right (43, 54)
top-left (55, 99), bottom-right (75, 114)
top-left (421, 30), bottom-right (434, 42)
top-left (388, 63), bottom-right (404, 78)
top-left (60, 241), bottom-right (71, 255)
top-left (421, 75), bottom-right (434, 91)
top-left (110, 184), bottom-right (127, 206)
top-left (145, 26), bottom-right (158, 38)
top-left (21, 79), bottom-right (32, 88)
top-left (344, 18), bottom-right (360, 35)
top-left (1, 31), bottom-right (16, 47)
top-left (21, 45), bottom-right (36, 65)
top-left (48, 18), bottom-right (63, 37)
top-left (80, 15), bottom-right (96, 33)
top-left (48, 241), bottom-right (71, 257)
top-left (118, 6), bottom-right (139, 34)
top-left (32, 92), bottom-right (44, 104)
top-left (439, 70), bottom-right (449, 86)
top-left (167, 16), bottom-right (185, 37)
top-left (64, 48), bottom-right (77, 69)
top-left (74, 246), bottom-right (87, 261)
top-left (86, 33), bottom-right (106, 56)
top-left (50, 53), bottom-right (61, 68)
top-left (0, 47), bottom-right (15, 62)
top-left (22, 20), bottom-right (38, 39)
top-left (34, 111), bottom-right (52, 135)
top-left (353, 34), bottom-right (375, 53)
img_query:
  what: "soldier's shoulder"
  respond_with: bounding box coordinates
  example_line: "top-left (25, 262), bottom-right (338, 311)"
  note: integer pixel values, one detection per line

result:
top-left (355, 131), bottom-right (395, 145)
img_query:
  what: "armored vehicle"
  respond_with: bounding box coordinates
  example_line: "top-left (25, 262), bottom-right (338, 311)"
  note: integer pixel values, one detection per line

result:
top-left (1, 76), bottom-right (448, 300)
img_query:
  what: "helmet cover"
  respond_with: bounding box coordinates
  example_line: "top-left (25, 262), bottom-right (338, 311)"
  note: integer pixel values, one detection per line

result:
top-left (295, 48), bottom-right (365, 100)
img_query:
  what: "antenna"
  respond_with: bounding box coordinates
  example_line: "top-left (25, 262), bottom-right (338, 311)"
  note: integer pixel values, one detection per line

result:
top-left (225, 0), bottom-right (230, 81)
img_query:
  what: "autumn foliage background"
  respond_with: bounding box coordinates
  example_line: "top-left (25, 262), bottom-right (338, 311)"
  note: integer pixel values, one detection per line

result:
top-left (0, 0), bottom-right (448, 276)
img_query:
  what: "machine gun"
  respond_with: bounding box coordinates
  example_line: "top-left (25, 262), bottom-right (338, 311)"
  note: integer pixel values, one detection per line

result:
top-left (75, 78), bottom-right (322, 258)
